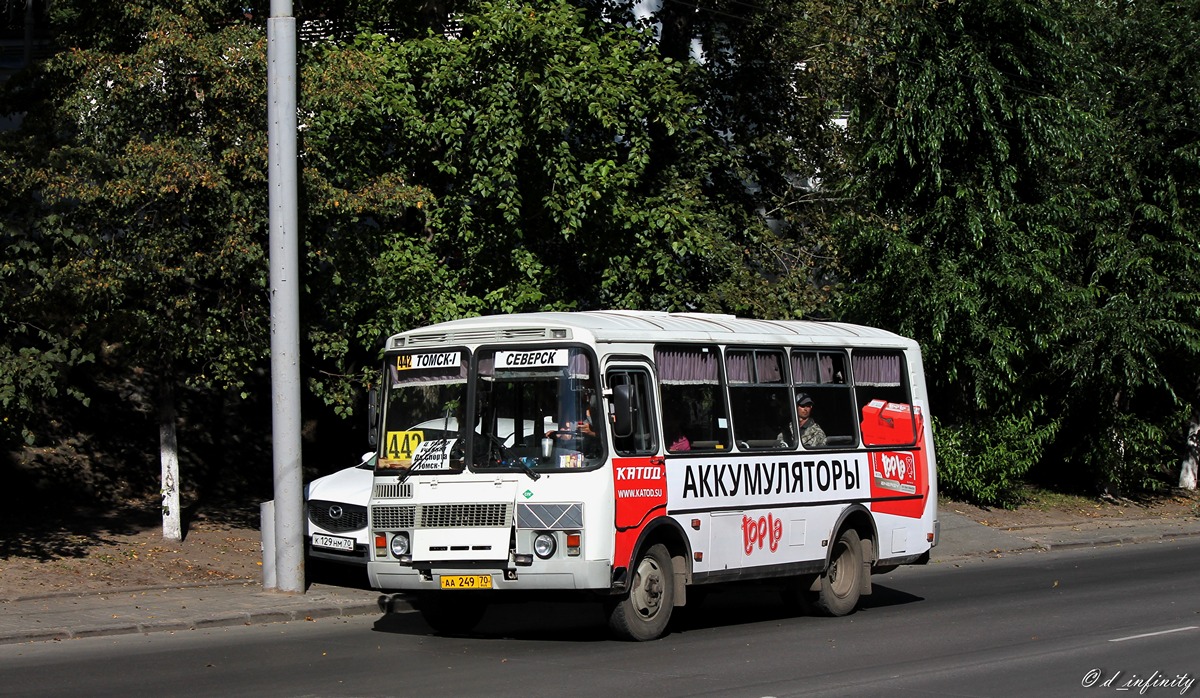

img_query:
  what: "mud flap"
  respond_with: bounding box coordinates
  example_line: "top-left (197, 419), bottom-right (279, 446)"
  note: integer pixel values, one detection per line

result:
top-left (860, 536), bottom-right (874, 596)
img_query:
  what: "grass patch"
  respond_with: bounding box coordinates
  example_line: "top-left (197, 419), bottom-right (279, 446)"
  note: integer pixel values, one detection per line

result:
top-left (1014, 487), bottom-right (1101, 512)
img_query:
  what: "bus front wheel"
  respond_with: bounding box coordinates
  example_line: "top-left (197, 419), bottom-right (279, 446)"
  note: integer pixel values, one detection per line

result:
top-left (607, 544), bottom-right (674, 641)
top-left (813, 528), bottom-right (863, 617)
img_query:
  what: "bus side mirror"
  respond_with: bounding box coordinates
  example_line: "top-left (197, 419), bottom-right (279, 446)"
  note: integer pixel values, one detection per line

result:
top-left (367, 387), bottom-right (379, 447)
top-left (613, 384), bottom-right (633, 438)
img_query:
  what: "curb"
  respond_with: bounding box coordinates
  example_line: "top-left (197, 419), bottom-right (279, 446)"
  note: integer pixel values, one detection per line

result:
top-left (0, 593), bottom-right (400, 646)
top-left (0, 606), bottom-right (385, 645)
top-left (1025, 527), bottom-right (1200, 552)
top-left (0, 580), bottom-right (418, 646)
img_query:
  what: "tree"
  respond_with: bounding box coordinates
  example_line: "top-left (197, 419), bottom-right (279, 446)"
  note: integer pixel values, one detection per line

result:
top-left (835, 0), bottom-right (1200, 503)
top-left (2, 2), bottom-right (271, 537)
top-left (5, 0), bottom-right (805, 522)
top-left (0, 142), bottom-right (95, 450)
top-left (614, 0), bottom-right (863, 317)
top-left (1068, 0), bottom-right (1200, 491)
top-left (296, 0), bottom-right (817, 409)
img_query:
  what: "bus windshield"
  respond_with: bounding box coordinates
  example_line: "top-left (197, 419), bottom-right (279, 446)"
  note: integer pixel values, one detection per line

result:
top-left (378, 350), bottom-right (470, 474)
top-left (377, 346), bottom-right (603, 475)
top-left (473, 347), bottom-right (603, 471)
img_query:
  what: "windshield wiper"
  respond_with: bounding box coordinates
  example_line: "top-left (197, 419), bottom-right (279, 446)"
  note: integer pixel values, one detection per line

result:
top-left (514, 457), bottom-right (541, 481)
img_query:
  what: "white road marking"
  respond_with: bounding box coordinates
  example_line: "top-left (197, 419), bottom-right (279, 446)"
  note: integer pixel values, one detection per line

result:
top-left (1108, 626), bottom-right (1199, 643)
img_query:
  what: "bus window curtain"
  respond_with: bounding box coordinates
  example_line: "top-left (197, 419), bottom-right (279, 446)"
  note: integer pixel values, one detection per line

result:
top-left (852, 353), bottom-right (902, 387)
top-left (791, 353), bottom-right (833, 384)
top-left (656, 348), bottom-right (719, 385)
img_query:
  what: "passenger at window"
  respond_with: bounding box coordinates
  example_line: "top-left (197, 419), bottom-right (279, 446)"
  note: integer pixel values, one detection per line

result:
top-left (665, 415), bottom-right (690, 452)
top-left (790, 393), bottom-right (826, 448)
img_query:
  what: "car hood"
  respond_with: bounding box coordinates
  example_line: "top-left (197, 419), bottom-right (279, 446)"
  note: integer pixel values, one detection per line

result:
top-left (305, 465), bottom-right (372, 506)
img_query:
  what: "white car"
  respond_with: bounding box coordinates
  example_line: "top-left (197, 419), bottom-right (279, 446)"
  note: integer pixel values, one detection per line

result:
top-left (305, 452), bottom-right (374, 566)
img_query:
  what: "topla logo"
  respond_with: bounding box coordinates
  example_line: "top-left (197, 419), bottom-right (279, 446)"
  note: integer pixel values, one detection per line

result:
top-left (742, 513), bottom-right (783, 555)
top-left (875, 452), bottom-right (914, 481)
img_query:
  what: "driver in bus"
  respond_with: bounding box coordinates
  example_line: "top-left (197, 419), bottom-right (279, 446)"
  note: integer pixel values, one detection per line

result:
top-left (547, 395), bottom-right (600, 455)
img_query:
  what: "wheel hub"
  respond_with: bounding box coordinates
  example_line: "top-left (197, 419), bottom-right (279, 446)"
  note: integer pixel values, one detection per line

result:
top-left (632, 561), bottom-right (664, 616)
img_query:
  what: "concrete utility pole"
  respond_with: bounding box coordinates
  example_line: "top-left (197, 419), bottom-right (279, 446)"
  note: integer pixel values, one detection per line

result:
top-left (267, 0), bottom-right (304, 593)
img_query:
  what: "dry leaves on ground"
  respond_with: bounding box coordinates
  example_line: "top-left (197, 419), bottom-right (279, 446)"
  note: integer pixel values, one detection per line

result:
top-left (0, 520), bottom-right (264, 601)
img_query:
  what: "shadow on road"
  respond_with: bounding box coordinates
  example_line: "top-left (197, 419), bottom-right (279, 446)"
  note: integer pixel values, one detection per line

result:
top-left (368, 581), bottom-right (925, 642)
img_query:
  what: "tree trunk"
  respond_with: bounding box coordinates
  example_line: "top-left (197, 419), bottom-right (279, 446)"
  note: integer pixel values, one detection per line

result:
top-left (23, 0), bottom-right (34, 68)
top-left (159, 380), bottom-right (183, 541)
top-left (1181, 410), bottom-right (1199, 490)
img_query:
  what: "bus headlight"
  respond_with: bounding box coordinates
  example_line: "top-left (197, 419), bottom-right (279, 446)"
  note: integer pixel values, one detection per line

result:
top-left (533, 532), bottom-right (556, 559)
top-left (390, 532), bottom-right (410, 557)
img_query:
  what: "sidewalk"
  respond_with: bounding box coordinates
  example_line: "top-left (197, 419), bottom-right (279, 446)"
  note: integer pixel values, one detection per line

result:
top-left (933, 508), bottom-right (1200, 559)
top-left (2, 511), bottom-right (1198, 646)
top-left (0, 581), bottom-right (396, 645)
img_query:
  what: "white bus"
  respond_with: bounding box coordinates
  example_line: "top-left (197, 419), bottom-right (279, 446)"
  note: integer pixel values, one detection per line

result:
top-left (366, 311), bottom-right (939, 640)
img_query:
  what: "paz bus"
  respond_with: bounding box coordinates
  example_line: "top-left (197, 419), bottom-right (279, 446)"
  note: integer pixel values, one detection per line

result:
top-left (365, 311), bottom-right (938, 640)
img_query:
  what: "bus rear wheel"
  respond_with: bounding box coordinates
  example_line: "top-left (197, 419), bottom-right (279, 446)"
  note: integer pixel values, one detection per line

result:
top-left (812, 528), bottom-right (863, 617)
top-left (417, 592), bottom-right (488, 635)
top-left (607, 544), bottom-right (674, 641)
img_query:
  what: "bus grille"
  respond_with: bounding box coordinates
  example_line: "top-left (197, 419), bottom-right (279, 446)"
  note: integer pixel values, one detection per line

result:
top-left (374, 481), bottom-right (413, 499)
top-left (518, 503), bottom-right (583, 530)
top-left (371, 503), bottom-right (512, 530)
top-left (420, 503), bottom-right (511, 528)
top-left (372, 505), bottom-right (416, 530)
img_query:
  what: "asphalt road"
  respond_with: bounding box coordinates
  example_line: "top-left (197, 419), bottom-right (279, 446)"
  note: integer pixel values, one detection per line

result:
top-left (1, 538), bottom-right (1197, 698)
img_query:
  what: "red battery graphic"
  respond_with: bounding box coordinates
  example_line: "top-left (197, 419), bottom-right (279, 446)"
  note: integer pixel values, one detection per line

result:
top-left (861, 400), bottom-right (928, 518)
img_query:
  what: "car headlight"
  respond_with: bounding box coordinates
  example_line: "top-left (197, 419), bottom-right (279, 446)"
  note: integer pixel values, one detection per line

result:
top-left (389, 532), bottom-right (410, 557)
top-left (533, 532), bottom-right (556, 559)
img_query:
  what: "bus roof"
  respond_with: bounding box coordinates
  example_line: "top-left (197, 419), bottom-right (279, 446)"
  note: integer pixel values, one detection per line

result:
top-left (385, 311), bottom-right (918, 352)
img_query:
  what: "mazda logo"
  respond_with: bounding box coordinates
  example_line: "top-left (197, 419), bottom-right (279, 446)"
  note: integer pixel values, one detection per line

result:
top-left (327, 505), bottom-right (344, 520)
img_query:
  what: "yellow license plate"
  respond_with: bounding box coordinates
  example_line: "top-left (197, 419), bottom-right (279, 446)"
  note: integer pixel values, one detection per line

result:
top-left (439, 574), bottom-right (493, 590)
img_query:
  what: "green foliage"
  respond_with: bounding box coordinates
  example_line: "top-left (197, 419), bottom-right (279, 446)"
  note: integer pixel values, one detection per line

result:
top-left (934, 415), bottom-right (1056, 508)
top-left (3, 0), bottom-right (1197, 504)
top-left (37, 8), bottom-right (270, 388)
top-left (1, 3), bottom-right (270, 454)
top-left (1053, 0), bottom-right (1200, 491)
top-left (837, 0), bottom-right (1200, 499)
top-left (296, 0), bottom-right (827, 410)
top-left (0, 119), bottom-right (97, 448)
top-left (362, 0), bottom-right (738, 312)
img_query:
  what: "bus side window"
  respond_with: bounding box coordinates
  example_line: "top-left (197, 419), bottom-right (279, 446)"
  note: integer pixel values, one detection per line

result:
top-left (791, 350), bottom-right (857, 449)
top-left (727, 349), bottom-right (791, 450)
top-left (852, 350), bottom-right (916, 446)
top-left (655, 345), bottom-right (730, 452)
